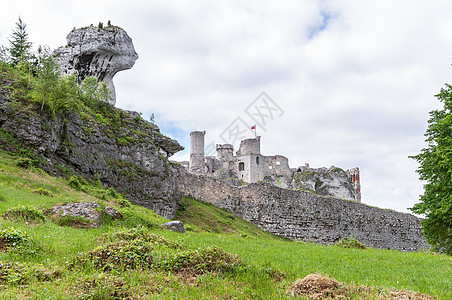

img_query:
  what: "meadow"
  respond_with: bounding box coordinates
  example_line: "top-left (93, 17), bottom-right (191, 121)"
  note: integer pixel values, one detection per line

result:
top-left (0, 150), bottom-right (450, 299)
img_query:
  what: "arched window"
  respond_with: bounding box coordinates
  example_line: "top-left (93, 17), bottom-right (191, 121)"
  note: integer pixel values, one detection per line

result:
top-left (239, 162), bottom-right (245, 171)
top-left (229, 161), bottom-right (234, 170)
top-left (256, 157), bottom-right (259, 164)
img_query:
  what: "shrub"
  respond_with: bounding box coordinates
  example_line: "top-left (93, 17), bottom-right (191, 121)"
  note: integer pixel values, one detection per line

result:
top-left (168, 246), bottom-right (242, 275)
top-left (104, 226), bottom-right (181, 249)
top-left (32, 187), bottom-right (53, 197)
top-left (0, 228), bottom-right (29, 249)
top-left (2, 205), bottom-right (46, 223)
top-left (336, 236), bottom-right (367, 249)
top-left (68, 175), bottom-right (85, 190)
top-left (71, 230), bottom-right (241, 276)
top-left (69, 239), bottom-right (155, 271)
top-left (15, 157), bottom-right (33, 169)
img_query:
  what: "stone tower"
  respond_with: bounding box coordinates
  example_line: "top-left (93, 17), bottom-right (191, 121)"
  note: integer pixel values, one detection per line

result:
top-left (189, 131), bottom-right (206, 175)
top-left (236, 136), bottom-right (261, 156)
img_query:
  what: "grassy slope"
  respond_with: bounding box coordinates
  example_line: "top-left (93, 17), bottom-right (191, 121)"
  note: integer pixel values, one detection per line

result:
top-left (0, 150), bottom-right (450, 299)
top-left (174, 198), bottom-right (451, 298)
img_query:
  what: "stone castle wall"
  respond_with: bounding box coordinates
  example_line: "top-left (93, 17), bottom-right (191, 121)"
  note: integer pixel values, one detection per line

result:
top-left (175, 167), bottom-right (428, 251)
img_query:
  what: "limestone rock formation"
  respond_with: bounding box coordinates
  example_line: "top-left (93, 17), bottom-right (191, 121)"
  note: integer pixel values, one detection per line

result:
top-left (292, 167), bottom-right (356, 201)
top-left (0, 82), bottom-right (184, 218)
top-left (54, 25), bottom-right (138, 105)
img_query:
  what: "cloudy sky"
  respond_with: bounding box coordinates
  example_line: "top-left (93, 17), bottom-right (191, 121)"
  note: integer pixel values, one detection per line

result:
top-left (1, 0), bottom-right (452, 214)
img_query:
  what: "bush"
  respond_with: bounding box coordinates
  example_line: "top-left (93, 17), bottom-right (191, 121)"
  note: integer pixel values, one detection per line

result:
top-left (168, 246), bottom-right (242, 275)
top-left (32, 187), bottom-right (53, 197)
top-left (0, 227), bottom-right (29, 249)
top-left (2, 205), bottom-right (45, 223)
top-left (336, 236), bottom-right (367, 249)
top-left (15, 157), bottom-right (33, 169)
top-left (68, 175), bottom-right (86, 190)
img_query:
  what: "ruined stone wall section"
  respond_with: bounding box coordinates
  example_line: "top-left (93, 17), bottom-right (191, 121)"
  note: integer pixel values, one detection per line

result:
top-left (175, 167), bottom-right (428, 251)
top-left (348, 167), bottom-right (361, 202)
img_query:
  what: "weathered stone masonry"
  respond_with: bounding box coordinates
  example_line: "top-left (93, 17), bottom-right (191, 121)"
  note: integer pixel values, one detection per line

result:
top-left (175, 167), bottom-right (428, 251)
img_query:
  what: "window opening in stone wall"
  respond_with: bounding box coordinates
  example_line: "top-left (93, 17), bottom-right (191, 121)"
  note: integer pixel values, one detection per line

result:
top-left (229, 161), bottom-right (234, 170)
top-left (276, 161), bottom-right (280, 166)
top-left (269, 166), bottom-right (273, 170)
top-left (239, 162), bottom-right (245, 171)
top-left (256, 157), bottom-right (259, 164)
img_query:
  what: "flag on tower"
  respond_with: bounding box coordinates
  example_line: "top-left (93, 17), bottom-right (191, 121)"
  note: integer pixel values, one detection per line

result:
top-left (251, 125), bottom-right (256, 130)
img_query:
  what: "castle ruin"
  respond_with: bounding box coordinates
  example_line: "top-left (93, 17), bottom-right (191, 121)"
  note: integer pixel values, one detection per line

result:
top-left (183, 131), bottom-right (362, 202)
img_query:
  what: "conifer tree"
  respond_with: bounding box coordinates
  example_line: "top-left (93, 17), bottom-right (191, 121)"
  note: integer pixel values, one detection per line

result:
top-left (7, 17), bottom-right (33, 66)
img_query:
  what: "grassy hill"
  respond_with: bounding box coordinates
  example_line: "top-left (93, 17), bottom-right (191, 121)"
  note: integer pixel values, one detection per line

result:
top-left (0, 150), bottom-right (450, 299)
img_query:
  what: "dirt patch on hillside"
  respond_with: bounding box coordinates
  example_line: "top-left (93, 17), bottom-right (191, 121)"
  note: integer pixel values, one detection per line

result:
top-left (287, 273), bottom-right (436, 299)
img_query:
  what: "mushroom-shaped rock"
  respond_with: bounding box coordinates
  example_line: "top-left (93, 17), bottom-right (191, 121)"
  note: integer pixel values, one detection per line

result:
top-left (54, 25), bottom-right (138, 105)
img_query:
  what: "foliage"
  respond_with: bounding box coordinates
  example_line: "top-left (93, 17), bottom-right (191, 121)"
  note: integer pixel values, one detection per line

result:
top-left (336, 236), bottom-right (367, 249)
top-left (14, 157), bottom-right (33, 169)
top-left (410, 82), bottom-right (452, 254)
top-left (4, 17), bottom-right (33, 67)
top-left (2, 205), bottom-right (46, 222)
top-left (0, 227), bottom-right (30, 249)
top-left (32, 187), bottom-right (53, 197)
top-left (30, 46), bottom-right (61, 113)
top-left (68, 175), bottom-right (85, 190)
top-left (0, 261), bottom-right (61, 286)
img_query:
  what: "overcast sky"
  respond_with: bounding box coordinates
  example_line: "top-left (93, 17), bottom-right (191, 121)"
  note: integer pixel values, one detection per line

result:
top-left (1, 0), bottom-right (452, 214)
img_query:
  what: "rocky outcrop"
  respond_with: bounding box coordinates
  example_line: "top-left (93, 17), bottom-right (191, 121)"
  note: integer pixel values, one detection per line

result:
top-left (54, 25), bottom-right (138, 105)
top-left (0, 82), bottom-right (184, 218)
top-left (292, 167), bottom-right (356, 201)
top-left (52, 202), bottom-right (121, 228)
top-left (175, 167), bottom-right (429, 251)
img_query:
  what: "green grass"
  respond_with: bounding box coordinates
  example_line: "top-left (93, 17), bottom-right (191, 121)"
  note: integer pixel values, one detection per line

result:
top-left (0, 149), bottom-right (450, 299)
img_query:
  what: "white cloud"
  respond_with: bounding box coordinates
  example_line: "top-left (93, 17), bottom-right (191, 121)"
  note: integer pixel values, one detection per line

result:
top-left (1, 0), bottom-right (451, 213)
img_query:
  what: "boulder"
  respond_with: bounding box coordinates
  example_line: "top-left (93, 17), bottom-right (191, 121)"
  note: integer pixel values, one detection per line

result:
top-left (52, 202), bottom-right (102, 228)
top-left (52, 202), bottom-right (121, 228)
top-left (54, 25), bottom-right (138, 105)
top-left (163, 221), bottom-right (185, 233)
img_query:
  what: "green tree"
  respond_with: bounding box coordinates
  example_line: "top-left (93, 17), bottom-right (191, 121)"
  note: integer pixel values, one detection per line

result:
top-left (31, 46), bottom-right (60, 113)
top-left (81, 76), bottom-right (99, 105)
top-left (411, 83), bottom-right (452, 254)
top-left (7, 17), bottom-right (33, 67)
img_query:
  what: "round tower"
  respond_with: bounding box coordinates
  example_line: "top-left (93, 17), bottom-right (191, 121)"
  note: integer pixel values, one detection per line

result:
top-left (237, 136), bottom-right (261, 156)
top-left (189, 131), bottom-right (206, 174)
